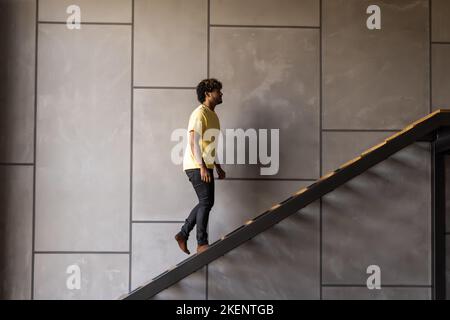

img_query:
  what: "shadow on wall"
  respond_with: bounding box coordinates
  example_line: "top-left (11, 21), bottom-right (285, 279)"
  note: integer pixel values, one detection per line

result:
top-left (221, 94), bottom-right (282, 197)
top-left (221, 95), bottom-right (281, 179)
top-left (0, 1), bottom-right (15, 299)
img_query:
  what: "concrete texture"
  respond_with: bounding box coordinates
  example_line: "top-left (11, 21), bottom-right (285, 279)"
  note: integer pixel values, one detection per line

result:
top-left (323, 287), bottom-right (431, 300)
top-left (323, 0), bottom-right (429, 130)
top-left (39, 0), bottom-right (132, 23)
top-left (150, 271), bottom-right (206, 300)
top-left (34, 254), bottom-right (129, 299)
top-left (35, 24), bottom-right (131, 251)
top-left (322, 131), bottom-right (394, 174)
top-left (432, 45), bottom-right (450, 110)
top-left (0, 166), bottom-right (33, 299)
top-left (209, 182), bottom-right (320, 299)
top-left (0, 0), bottom-right (442, 299)
top-left (132, 223), bottom-right (206, 299)
top-left (209, 180), bottom-right (315, 242)
top-left (132, 89), bottom-right (202, 221)
top-left (323, 143), bottom-right (431, 285)
top-left (432, 0), bottom-right (450, 42)
top-left (210, 0), bottom-right (319, 27)
top-left (0, 0), bottom-right (35, 163)
top-left (134, 0), bottom-right (207, 87)
top-left (210, 27), bottom-right (320, 179)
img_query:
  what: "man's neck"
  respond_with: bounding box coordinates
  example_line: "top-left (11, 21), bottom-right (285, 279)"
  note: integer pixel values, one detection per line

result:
top-left (202, 102), bottom-right (215, 111)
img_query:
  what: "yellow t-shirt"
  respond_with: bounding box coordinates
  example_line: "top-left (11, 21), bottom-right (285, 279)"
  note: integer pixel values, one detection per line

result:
top-left (183, 105), bottom-right (221, 170)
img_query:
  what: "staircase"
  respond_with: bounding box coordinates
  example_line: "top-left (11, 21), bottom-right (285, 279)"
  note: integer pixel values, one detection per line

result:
top-left (122, 109), bottom-right (450, 300)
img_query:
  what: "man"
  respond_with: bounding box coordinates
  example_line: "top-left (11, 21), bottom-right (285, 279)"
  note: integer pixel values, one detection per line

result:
top-left (175, 79), bottom-right (226, 255)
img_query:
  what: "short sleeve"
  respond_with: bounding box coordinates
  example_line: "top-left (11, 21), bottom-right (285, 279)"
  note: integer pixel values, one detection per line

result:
top-left (187, 109), bottom-right (206, 135)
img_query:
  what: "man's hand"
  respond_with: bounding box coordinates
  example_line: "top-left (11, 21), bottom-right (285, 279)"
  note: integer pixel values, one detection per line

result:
top-left (215, 165), bottom-right (226, 180)
top-left (200, 165), bottom-right (212, 183)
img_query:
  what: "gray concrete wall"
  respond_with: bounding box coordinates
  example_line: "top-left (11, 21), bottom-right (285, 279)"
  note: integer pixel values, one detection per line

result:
top-left (0, 0), bottom-right (447, 300)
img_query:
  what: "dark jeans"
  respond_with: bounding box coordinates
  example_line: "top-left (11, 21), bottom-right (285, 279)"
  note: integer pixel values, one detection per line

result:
top-left (180, 168), bottom-right (214, 245)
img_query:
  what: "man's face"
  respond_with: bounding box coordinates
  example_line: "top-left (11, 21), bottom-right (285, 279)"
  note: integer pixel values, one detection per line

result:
top-left (208, 89), bottom-right (223, 105)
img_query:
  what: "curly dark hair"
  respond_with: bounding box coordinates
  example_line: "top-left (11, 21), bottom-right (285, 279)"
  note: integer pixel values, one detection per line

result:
top-left (196, 78), bottom-right (222, 103)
